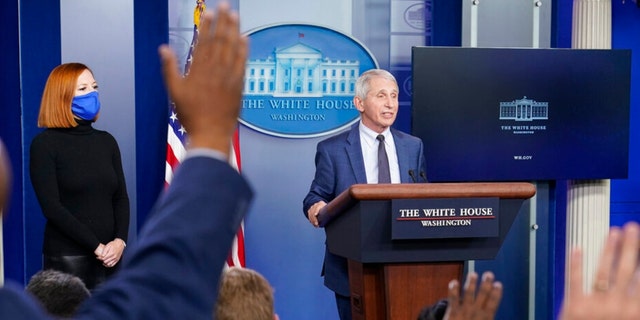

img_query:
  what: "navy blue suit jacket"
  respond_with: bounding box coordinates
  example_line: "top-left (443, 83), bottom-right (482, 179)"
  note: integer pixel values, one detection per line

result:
top-left (0, 156), bottom-right (253, 319)
top-left (303, 123), bottom-right (426, 296)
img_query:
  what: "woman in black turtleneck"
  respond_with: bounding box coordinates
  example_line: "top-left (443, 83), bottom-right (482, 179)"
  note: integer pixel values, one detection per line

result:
top-left (29, 63), bottom-right (129, 291)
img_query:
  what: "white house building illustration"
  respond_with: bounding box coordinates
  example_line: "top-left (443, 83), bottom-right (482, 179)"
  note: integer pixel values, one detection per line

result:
top-left (244, 42), bottom-right (360, 97)
top-left (499, 96), bottom-right (549, 121)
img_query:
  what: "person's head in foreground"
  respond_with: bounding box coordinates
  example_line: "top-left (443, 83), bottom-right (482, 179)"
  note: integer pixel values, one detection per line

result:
top-left (214, 267), bottom-right (278, 320)
top-left (26, 269), bottom-right (91, 318)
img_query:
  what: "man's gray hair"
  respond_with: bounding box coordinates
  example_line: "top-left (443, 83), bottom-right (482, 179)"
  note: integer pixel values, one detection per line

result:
top-left (354, 69), bottom-right (398, 100)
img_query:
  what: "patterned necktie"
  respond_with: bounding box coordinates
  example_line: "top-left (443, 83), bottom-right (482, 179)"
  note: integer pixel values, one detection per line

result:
top-left (377, 134), bottom-right (391, 183)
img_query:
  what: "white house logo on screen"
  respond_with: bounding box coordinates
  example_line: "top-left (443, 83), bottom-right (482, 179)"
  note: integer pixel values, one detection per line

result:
top-left (499, 96), bottom-right (548, 135)
top-left (241, 24), bottom-right (378, 138)
top-left (499, 96), bottom-right (548, 121)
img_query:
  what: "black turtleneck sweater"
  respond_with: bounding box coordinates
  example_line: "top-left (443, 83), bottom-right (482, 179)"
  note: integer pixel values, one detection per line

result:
top-left (30, 120), bottom-right (129, 256)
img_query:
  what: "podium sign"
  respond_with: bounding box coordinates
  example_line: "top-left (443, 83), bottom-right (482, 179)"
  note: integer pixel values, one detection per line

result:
top-left (391, 197), bottom-right (499, 240)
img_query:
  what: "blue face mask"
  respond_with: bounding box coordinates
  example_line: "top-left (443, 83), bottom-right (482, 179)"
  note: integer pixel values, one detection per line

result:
top-left (71, 91), bottom-right (101, 120)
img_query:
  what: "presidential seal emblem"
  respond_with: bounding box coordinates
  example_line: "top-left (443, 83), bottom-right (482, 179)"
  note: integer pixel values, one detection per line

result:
top-left (242, 24), bottom-right (378, 138)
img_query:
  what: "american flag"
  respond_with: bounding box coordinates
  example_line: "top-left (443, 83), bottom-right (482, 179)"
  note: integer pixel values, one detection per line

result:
top-left (165, 0), bottom-right (245, 268)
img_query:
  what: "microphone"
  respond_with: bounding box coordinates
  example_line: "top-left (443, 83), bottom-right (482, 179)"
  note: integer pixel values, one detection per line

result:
top-left (419, 170), bottom-right (427, 182)
top-left (408, 170), bottom-right (417, 183)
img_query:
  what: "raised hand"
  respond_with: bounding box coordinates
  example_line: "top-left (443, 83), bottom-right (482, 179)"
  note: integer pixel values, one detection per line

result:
top-left (159, 2), bottom-right (248, 156)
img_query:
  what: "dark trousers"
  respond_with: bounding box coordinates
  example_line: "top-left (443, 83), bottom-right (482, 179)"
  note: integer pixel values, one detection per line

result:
top-left (43, 255), bottom-right (117, 291)
top-left (336, 293), bottom-right (352, 320)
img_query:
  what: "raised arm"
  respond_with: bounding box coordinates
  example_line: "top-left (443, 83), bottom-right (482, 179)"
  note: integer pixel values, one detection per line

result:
top-left (76, 3), bottom-right (252, 319)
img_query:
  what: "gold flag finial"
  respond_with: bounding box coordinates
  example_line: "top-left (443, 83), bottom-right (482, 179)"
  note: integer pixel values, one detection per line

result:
top-left (194, 0), bottom-right (206, 29)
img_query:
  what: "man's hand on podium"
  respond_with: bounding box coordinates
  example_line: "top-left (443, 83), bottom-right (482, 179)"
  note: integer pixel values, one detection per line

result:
top-left (307, 201), bottom-right (326, 228)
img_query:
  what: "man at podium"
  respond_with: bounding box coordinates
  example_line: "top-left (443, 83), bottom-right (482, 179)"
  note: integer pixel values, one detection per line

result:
top-left (303, 68), bottom-right (427, 320)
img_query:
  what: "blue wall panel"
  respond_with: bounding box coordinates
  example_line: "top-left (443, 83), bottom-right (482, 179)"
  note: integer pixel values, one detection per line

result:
top-left (134, 0), bottom-right (169, 231)
top-left (20, 0), bottom-right (62, 284)
top-left (0, 0), bottom-right (25, 284)
top-left (551, 0), bottom-right (573, 48)
top-left (611, 0), bottom-right (640, 226)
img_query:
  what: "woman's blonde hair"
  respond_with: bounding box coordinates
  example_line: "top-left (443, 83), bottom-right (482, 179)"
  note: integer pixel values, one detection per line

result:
top-left (37, 63), bottom-right (93, 128)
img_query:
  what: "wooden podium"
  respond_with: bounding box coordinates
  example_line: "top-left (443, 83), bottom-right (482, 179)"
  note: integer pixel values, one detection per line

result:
top-left (317, 182), bottom-right (536, 320)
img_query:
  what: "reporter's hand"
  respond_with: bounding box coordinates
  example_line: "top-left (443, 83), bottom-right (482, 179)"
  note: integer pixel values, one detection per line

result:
top-left (559, 222), bottom-right (640, 320)
top-left (444, 271), bottom-right (503, 320)
top-left (159, 2), bottom-right (248, 156)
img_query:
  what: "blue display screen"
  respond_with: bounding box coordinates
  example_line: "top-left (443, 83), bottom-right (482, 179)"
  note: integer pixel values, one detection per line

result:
top-left (412, 47), bottom-right (631, 181)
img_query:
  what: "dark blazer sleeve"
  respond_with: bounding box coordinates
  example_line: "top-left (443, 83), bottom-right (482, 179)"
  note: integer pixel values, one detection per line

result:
top-left (76, 156), bottom-right (253, 320)
top-left (303, 140), bottom-right (337, 215)
top-left (303, 126), bottom-right (364, 216)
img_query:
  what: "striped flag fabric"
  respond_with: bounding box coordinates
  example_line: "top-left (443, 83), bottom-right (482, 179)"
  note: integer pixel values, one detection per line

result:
top-left (165, 0), bottom-right (245, 268)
